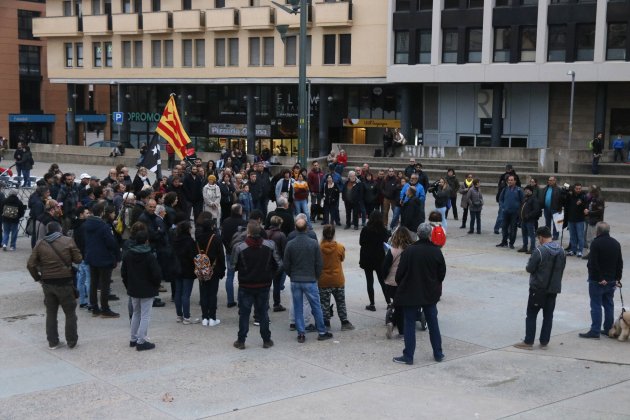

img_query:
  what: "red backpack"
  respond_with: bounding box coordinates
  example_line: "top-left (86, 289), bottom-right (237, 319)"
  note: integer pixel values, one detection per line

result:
top-left (431, 225), bottom-right (446, 248)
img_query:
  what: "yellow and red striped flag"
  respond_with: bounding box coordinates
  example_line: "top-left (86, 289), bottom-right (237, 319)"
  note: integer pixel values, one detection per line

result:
top-left (155, 95), bottom-right (191, 160)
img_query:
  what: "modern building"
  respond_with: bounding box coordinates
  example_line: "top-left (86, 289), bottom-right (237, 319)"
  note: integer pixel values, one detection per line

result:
top-left (33, 0), bottom-right (397, 156)
top-left (0, 0), bottom-right (68, 148)
top-left (389, 0), bottom-right (630, 150)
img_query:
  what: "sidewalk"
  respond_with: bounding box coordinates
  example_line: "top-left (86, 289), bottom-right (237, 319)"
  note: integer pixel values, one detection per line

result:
top-left (1, 161), bottom-right (629, 419)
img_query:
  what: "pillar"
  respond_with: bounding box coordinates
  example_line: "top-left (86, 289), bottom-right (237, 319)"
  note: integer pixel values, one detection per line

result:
top-left (490, 83), bottom-right (504, 147)
top-left (318, 84), bottom-right (330, 156)
top-left (400, 84), bottom-right (412, 142)
top-left (120, 84), bottom-right (130, 147)
top-left (594, 82), bottom-right (607, 139)
top-left (66, 84), bottom-right (76, 146)
top-left (246, 85), bottom-right (256, 156)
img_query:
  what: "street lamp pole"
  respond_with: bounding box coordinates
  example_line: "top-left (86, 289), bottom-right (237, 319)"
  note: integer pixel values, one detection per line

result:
top-left (297, 0), bottom-right (308, 165)
top-left (567, 70), bottom-right (576, 151)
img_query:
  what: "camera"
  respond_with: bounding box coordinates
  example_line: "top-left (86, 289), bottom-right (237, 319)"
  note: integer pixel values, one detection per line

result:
top-left (427, 180), bottom-right (440, 193)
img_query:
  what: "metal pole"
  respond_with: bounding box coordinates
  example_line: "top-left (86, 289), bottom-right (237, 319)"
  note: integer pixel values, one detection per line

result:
top-left (298, 0), bottom-right (308, 165)
top-left (568, 71), bottom-right (575, 150)
top-left (117, 82), bottom-right (121, 143)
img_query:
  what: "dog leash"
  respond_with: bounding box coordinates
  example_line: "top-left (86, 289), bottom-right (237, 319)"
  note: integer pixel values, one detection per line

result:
top-left (619, 281), bottom-right (625, 316)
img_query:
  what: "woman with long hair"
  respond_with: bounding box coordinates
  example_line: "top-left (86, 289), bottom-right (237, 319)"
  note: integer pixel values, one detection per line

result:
top-left (172, 221), bottom-right (198, 324)
top-left (218, 173), bottom-right (235, 223)
top-left (430, 177), bottom-right (451, 232)
top-left (382, 226), bottom-right (414, 339)
top-left (195, 213), bottom-right (226, 326)
top-left (132, 167), bottom-right (152, 195)
top-left (206, 160), bottom-right (218, 179)
top-left (359, 210), bottom-right (391, 311)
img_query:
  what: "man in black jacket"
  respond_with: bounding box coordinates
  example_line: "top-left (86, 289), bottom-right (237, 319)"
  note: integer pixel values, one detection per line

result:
top-left (183, 165), bottom-right (203, 220)
top-left (343, 171), bottom-right (363, 230)
top-left (518, 186), bottom-right (541, 254)
top-left (591, 132), bottom-right (604, 175)
top-left (393, 223), bottom-right (446, 365)
top-left (579, 222), bottom-right (623, 339)
top-left (264, 196), bottom-right (295, 236)
top-left (514, 226), bottom-right (566, 350)
top-left (232, 221), bottom-right (282, 349)
top-left (565, 183), bottom-right (587, 257)
top-left (28, 186), bottom-right (50, 247)
top-left (221, 204), bottom-right (247, 308)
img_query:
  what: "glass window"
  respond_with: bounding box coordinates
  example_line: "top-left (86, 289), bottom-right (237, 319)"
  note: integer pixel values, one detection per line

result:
top-left (93, 42), bottom-right (102, 67)
top-left (306, 35), bottom-right (312, 65)
top-left (339, 34), bottom-right (351, 64)
top-left (521, 0), bottom-right (538, 5)
top-left (215, 38), bottom-right (225, 66)
top-left (122, 0), bottom-right (131, 13)
top-left (467, 28), bottom-right (482, 63)
top-left (105, 42), bottom-right (112, 67)
top-left (395, 0), bottom-right (411, 11)
top-left (495, 0), bottom-right (510, 6)
top-left (419, 0), bottom-right (433, 10)
top-left (19, 45), bottom-right (40, 76)
top-left (182, 0), bottom-right (192, 9)
top-left (607, 23), bottom-right (627, 60)
top-left (249, 37), bottom-right (260, 66)
top-left (576, 23), bottom-right (595, 61)
top-left (263, 37), bottom-right (274, 65)
top-left (164, 39), bottom-right (173, 67)
top-left (92, 0), bottom-right (101, 14)
top-left (151, 0), bottom-right (160, 11)
top-left (547, 24), bottom-right (566, 61)
top-left (494, 27), bottom-right (510, 62)
top-left (133, 40), bottom-right (142, 67)
top-left (182, 39), bottom-right (193, 66)
top-left (63, 1), bottom-right (72, 16)
top-left (468, 0), bottom-right (483, 8)
top-left (104, 0), bottom-right (112, 15)
top-left (76, 43), bottom-right (83, 67)
top-left (151, 40), bottom-right (161, 67)
top-left (323, 34), bottom-right (336, 64)
top-left (20, 79), bottom-right (41, 113)
top-left (18, 10), bottom-right (39, 40)
top-left (228, 38), bottom-right (239, 66)
top-left (394, 31), bottom-right (409, 64)
top-left (444, 0), bottom-right (459, 9)
top-left (122, 41), bottom-right (131, 67)
top-left (215, 0), bottom-right (225, 7)
top-left (442, 30), bottom-right (458, 63)
top-left (285, 35), bottom-right (296, 65)
top-left (520, 26), bottom-right (536, 62)
top-left (195, 39), bottom-right (205, 66)
top-left (65, 42), bottom-right (73, 67)
top-left (417, 30), bottom-right (431, 63)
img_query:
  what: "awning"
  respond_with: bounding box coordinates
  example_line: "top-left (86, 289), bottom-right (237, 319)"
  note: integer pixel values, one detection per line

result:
top-left (8, 114), bottom-right (56, 123)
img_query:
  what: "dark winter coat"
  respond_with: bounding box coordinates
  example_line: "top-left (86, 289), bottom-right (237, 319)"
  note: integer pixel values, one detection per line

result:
top-left (264, 207), bottom-right (295, 236)
top-left (381, 175), bottom-right (400, 201)
top-left (588, 232), bottom-right (623, 282)
top-left (195, 227), bottom-right (226, 279)
top-left (172, 233), bottom-right (197, 279)
top-left (400, 196), bottom-right (423, 233)
top-left (121, 243), bottom-right (162, 298)
top-left (526, 241), bottom-right (566, 294)
top-left (541, 185), bottom-right (562, 213)
top-left (0, 194), bottom-right (26, 223)
top-left (585, 195), bottom-right (605, 226)
top-left (323, 183), bottom-right (340, 207)
top-left (233, 237), bottom-right (281, 288)
top-left (359, 225), bottom-right (389, 271)
top-left (343, 180), bottom-right (363, 205)
top-left (519, 195), bottom-right (541, 223)
top-left (83, 215), bottom-right (120, 268)
top-left (220, 215), bottom-right (247, 254)
top-left (362, 180), bottom-right (378, 205)
top-left (394, 239), bottom-right (446, 306)
top-left (564, 191), bottom-right (587, 223)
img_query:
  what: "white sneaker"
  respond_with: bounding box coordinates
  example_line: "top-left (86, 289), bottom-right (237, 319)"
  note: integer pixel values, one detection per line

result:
top-left (208, 319), bottom-right (221, 327)
top-left (202, 318), bottom-right (209, 326)
top-left (2, 245), bottom-right (6, 251)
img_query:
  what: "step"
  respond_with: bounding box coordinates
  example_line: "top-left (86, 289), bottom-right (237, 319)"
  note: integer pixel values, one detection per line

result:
top-left (569, 162), bottom-right (630, 176)
top-left (345, 161), bottom-right (538, 173)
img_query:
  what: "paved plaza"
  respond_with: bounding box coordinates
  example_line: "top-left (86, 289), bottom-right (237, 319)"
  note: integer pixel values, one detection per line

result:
top-left (1, 162), bottom-right (629, 420)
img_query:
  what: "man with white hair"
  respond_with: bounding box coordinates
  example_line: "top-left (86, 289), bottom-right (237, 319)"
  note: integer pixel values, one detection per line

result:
top-left (264, 196), bottom-right (295, 236)
top-left (343, 171), bottom-right (362, 230)
top-left (393, 222), bottom-right (446, 364)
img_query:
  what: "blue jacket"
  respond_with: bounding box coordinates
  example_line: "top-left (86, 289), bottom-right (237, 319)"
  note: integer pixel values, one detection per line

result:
top-left (400, 182), bottom-right (426, 203)
top-left (83, 216), bottom-right (120, 268)
top-left (499, 186), bottom-right (524, 214)
top-left (613, 139), bottom-right (625, 150)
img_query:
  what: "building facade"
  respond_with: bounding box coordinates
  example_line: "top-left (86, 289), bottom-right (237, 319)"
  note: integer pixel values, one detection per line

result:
top-left (1, 0), bottom-right (68, 149)
top-left (389, 0), bottom-right (630, 149)
top-left (33, 0), bottom-right (397, 156)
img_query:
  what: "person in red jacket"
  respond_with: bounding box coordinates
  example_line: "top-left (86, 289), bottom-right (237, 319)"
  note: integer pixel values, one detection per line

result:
top-left (307, 161), bottom-right (325, 222)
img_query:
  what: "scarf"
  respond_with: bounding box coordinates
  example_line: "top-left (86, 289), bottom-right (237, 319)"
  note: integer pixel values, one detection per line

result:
top-left (465, 179), bottom-right (473, 188)
top-left (245, 236), bottom-right (263, 248)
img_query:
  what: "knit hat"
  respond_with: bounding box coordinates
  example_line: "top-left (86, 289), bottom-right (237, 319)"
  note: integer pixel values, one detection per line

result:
top-left (208, 174), bottom-right (217, 182)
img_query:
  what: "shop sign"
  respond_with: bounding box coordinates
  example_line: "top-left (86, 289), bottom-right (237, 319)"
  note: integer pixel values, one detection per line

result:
top-left (209, 123), bottom-right (271, 137)
top-left (127, 112), bottom-right (162, 122)
top-left (342, 118), bottom-right (400, 128)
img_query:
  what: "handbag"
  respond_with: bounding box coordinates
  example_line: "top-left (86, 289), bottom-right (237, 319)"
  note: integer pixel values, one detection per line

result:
top-left (393, 132), bottom-right (407, 146)
top-left (114, 210), bottom-right (125, 235)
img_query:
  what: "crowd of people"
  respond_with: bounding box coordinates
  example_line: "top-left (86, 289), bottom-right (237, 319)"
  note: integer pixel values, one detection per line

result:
top-left (3, 149), bottom-right (624, 363)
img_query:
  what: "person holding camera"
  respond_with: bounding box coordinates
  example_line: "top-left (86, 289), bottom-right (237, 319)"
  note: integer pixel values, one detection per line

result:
top-left (429, 178), bottom-right (451, 232)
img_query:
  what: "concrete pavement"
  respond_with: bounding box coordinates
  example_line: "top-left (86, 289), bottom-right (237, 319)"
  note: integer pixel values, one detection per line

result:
top-left (0, 161), bottom-right (629, 419)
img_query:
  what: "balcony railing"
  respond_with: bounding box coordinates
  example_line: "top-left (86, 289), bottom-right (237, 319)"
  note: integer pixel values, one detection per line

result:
top-left (315, 0), bottom-right (352, 27)
top-left (143, 11), bottom-right (171, 33)
top-left (240, 6), bottom-right (275, 30)
top-left (112, 13), bottom-right (142, 34)
top-left (205, 8), bottom-right (239, 31)
top-left (32, 16), bottom-right (80, 37)
top-left (83, 14), bottom-right (112, 35)
top-left (173, 9), bottom-right (205, 32)
top-left (276, 4), bottom-right (312, 28)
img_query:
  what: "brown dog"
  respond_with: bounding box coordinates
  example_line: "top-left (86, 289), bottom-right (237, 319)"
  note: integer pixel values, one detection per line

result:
top-left (608, 311), bottom-right (630, 342)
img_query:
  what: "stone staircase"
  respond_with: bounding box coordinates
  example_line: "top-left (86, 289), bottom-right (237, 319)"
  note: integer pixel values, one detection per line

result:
top-left (335, 144), bottom-right (630, 203)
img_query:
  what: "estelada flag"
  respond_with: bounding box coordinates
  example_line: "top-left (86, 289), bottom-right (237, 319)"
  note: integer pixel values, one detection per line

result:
top-left (155, 95), bottom-right (191, 160)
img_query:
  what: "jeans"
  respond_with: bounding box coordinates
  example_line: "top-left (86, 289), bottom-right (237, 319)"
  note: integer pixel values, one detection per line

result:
top-left (76, 261), bottom-right (91, 306)
top-left (588, 280), bottom-right (617, 334)
top-left (237, 287), bottom-right (271, 343)
top-left (290, 282), bottom-right (326, 335)
top-left (435, 207), bottom-right (447, 232)
top-left (614, 148), bottom-right (624, 162)
top-left (130, 297), bottom-right (153, 344)
top-left (42, 282), bottom-right (78, 346)
top-left (19, 168), bottom-right (31, 187)
top-left (592, 155), bottom-right (600, 174)
top-left (445, 197), bottom-right (458, 219)
top-left (344, 201), bottom-right (359, 228)
top-left (469, 211), bottom-right (481, 233)
top-left (524, 292), bottom-right (557, 345)
top-left (174, 278), bottom-right (195, 319)
top-left (359, 201), bottom-right (367, 225)
top-left (568, 221), bottom-right (585, 254)
top-left (494, 205), bottom-right (503, 233)
top-left (2, 221), bottom-right (18, 248)
top-left (402, 304), bottom-right (442, 362)
top-left (200, 276), bottom-right (220, 320)
top-left (389, 206), bottom-right (401, 230)
top-left (288, 283), bottom-right (312, 324)
top-left (293, 199), bottom-right (311, 228)
top-left (544, 208), bottom-right (559, 239)
top-left (521, 221), bottom-right (536, 250)
top-left (364, 268), bottom-right (389, 306)
top-left (225, 253), bottom-right (236, 305)
top-left (89, 266), bottom-right (113, 311)
top-left (501, 211), bottom-right (518, 245)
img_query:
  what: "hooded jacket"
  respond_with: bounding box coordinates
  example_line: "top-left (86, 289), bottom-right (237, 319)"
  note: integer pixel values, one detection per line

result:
top-left (319, 240), bottom-right (345, 288)
top-left (121, 243), bottom-right (162, 298)
top-left (526, 241), bottom-right (566, 293)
